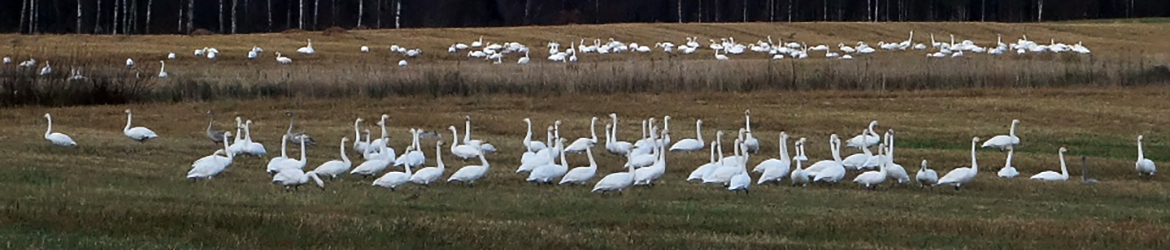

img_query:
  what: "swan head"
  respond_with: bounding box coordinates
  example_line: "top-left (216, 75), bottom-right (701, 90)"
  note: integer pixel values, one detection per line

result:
top-left (356, 118), bottom-right (364, 122)
top-left (1059, 147), bottom-right (1068, 153)
top-left (464, 115), bottom-right (472, 121)
top-left (921, 159), bottom-right (929, 168)
top-left (780, 131), bottom-right (788, 139)
top-left (555, 120), bottom-right (562, 126)
top-left (830, 134), bottom-right (840, 141)
top-left (1138, 135), bottom-right (1144, 141)
top-left (662, 116), bottom-right (670, 122)
top-left (972, 137), bottom-right (981, 143)
top-left (696, 119), bottom-right (703, 125)
top-left (744, 109), bottom-right (751, 116)
top-left (448, 126), bottom-right (458, 131)
top-left (592, 117), bottom-right (599, 122)
top-left (286, 112), bottom-right (295, 117)
top-left (246, 120), bottom-right (253, 125)
top-left (364, 129), bottom-right (371, 135)
top-left (342, 137), bottom-right (349, 143)
top-left (648, 117), bottom-right (656, 124)
top-left (381, 114), bottom-right (390, 120)
top-left (716, 130), bottom-right (724, 138)
top-left (605, 123), bottom-right (612, 130)
top-left (124, 109), bottom-right (132, 114)
top-left (436, 140), bottom-right (443, 147)
top-left (522, 118), bottom-right (531, 123)
top-left (609, 113), bottom-right (618, 118)
top-left (1012, 119), bottom-right (1020, 125)
top-left (235, 117), bottom-right (243, 123)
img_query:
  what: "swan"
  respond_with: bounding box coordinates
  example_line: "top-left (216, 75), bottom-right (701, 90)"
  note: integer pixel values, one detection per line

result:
top-left (242, 120), bottom-right (268, 156)
top-left (606, 113), bottom-right (634, 156)
top-left (704, 138), bottom-right (744, 185)
top-left (669, 119), bottom-right (704, 152)
top-left (727, 150), bottom-right (752, 194)
top-left (463, 116), bottom-right (496, 153)
top-left (518, 51), bottom-right (530, 64)
top-left (271, 168), bottom-right (325, 190)
top-left (756, 132), bottom-right (792, 184)
top-left (470, 36), bottom-right (483, 48)
top-left (393, 128), bottom-right (426, 168)
top-left (714, 48), bottom-right (729, 61)
top-left (369, 114), bottom-right (391, 154)
top-left (517, 135), bottom-right (556, 173)
top-left (790, 139), bottom-right (810, 186)
top-left (248, 50), bottom-right (259, 59)
top-left (39, 61), bottom-right (51, 76)
top-left (409, 141), bottom-right (447, 185)
top-left (634, 132), bottom-right (670, 186)
top-left (564, 117), bottom-right (599, 154)
top-left (372, 158), bottom-right (413, 190)
top-left (982, 119), bottom-right (1020, 150)
top-left (522, 118), bottom-right (548, 152)
top-left (997, 146), bottom-right (1019, 178)
top-left (284, 112), bottom-right (315, 146)
top-left (352, 118), bottom-right (370, 153)
top-left (446, 147), bottom-right (490, 185)
top-left (275, 52), bottom-right (292, 64)
top-left (157, 61), bottom-right (168, 78)
top-left (188, 133), bottom-right (235, 180)
top-left (350, 133), bottom-right (393, 178)
top-left (687, 139), bottom-right (720, 182)
top-left (297, 39), bottom-right (316, 55)
top-left (592, 153), bottom-right (637, 194)
top-left (167, 53), bottom-right (176, 60)
top-left (272, 136), bottom-right (309, 173)
top-left (125, 58), bottom-right (135, 68)
top-left (226, 118), bottom-right (246, 155)
top-left (852, 144), bottom-right (888, 189)
top-left (361, 46), bottom-right (370, 53)
top-left (794, 137), bottom-right (809, 162)
top-left (449, 126), bottom-right (482, 160)
top-left (846, 120), bottom-right (880, 149)
top-left (310, 137), bottom-right (352, 179)
top-left (43, 113), bottom-right (77, 147)
top-left (529, 139), bottom-right (569, 184)
top-left (122, 109), bottom-right (158, 142)
top-left (1136, 135), bottom-right (1157, 177)
top-left (742, 110), bottom-right (759, 154)
top-left (841, 129), bottom-right (875, 171)
top-left (265, 135), bottom-right (293, 173)
top-left (916, 160), bottom-right (938, 186)
top-left (812, 135), bottom-right (847, 183)
top-left (204, 111), bottom-right (227, 144)
top-left (1031, 147), bottom-right (1070, 181)
top-left (625, 126), bottom-right (659, 169)
top-left (883, 130), bottom-right (911, 184)
top-left (935, 137), bottom-right (981, 189)
top-left (398, 60), bottom-right (408, 68)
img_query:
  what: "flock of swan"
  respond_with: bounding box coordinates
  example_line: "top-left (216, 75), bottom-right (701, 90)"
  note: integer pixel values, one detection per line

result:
top-left (40, 108), bottom-right (1153, 194)
top-left (3, 31), bottom-right (1092, 80)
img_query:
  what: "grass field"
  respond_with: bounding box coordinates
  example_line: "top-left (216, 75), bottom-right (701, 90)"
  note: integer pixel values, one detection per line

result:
top-left (3, 22), bottom-right (1170, 249)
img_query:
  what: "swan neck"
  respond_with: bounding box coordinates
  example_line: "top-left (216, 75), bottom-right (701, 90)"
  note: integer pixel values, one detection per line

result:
top-left (1059, 151), bottom-right (1068, 177)
top-left (464, 120), bottom-right (472, 142)
top-left (589, 119), bottom-right (597, 140)
top-left (339, 139), bottom-right (350, 163)
top-left (1138, 139), bottom-right (1145, 160)
top-left (970, 141), bottom-right (978, 172)
top-left (353, 120), bottom-right (362, 143)
top-left (779, 136), bottom-right (790, 161)
top-left (124, 111), bottom-right (133, 132)
top-left (280, 134), bottom-right (289, 158)
top-left (586, 147), bottom-right (597, 168)
top-left (450, 129), bottom-right (460, 149)
top-left (44, 115), bottom-right (52, 137)
top-left (299, 140), bottom-right (307, 162)
top-left (695, 122), bottom-right (703, 142)
top-left (831, 139), bottom-right (842, 162)
top-left (436, 144), bottom-right (445, 170)
top-left (1009, 122), bottom-right (1017, 136)
top-left (1005, 148), bottom-right (1014, 166)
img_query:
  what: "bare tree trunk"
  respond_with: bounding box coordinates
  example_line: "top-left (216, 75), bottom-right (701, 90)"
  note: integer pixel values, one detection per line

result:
top-left (314, 0), bottom-right (320, 28)
top-left (678, 0), bottom-right (683, 23)
top-left (697, 0), bottom-right (703, 23)
top-left (218, 0), bottom-right (225, 32)
top-left (113, 0), bottom-right (120, 34)
top-left (874, 0), bottom-right (879, 21)
top-left (31, 0), bottom-right (37, 33)
top-left (867, 0), bottom-right (871, 21)
top-left (146, 0), bottom-right (154, 33)
top-left (823, 0), bottom-right (828, 21)
top-left (78, 0), bottom-right (83, 33)
top-left (787, 0), bottom-right (792, 22)
top-left (230, 0), bottom-right (237, 33)
top-left (178, 3), bottom-right (183, 33)
top-left (124, 0), bottom-right (131, 34)
top-left (525, 0), bottom-right (531, 25)
top-left (20, 0), bottom-right (27, 34)
top-left (268, 0), bottom-right (273, 31)
top-left (132, 0), bottom-right (139, 34)
top-left (358, 0), bottom-right (364, 27)
top-left (96, 0), bottom-right (103, 33)
top-left (299, 0), bottom-right (304, 29)
top-left (714, 0), bottom-right (720, 22)
top-left (332, 0), bottom-right (338, 26)
top-left (395, 0), bottom-right (401, 28)
top-left (188, 0), bottom-right (195, 33)
top-left (1037, 0), bottom-right (1043, 22)
top-left (595, 0), bottom-right (599, 23)
top-left (377, 0), bottom-right (382, 28)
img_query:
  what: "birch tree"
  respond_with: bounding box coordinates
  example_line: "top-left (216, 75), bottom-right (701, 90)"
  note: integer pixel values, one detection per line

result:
top-left (314, 0), bottom-right (321, 28)
top-left (299, 0), bottom-right (305, 29)
top-left (678, 0), bottom-right (683, 23)
top-left (114, 0), bottom-right (120, 34)
top-left (77, 0), bottom-right (83, 33)
top-left (1037, 0), bottom-right (1044, 22)
top-left (268, 0), bottom-right (273, 31)
top-left (742, 0), bottom-right (748, 22)
top-left (96, 0), bottom-right (103, 33)
top-left (377, 0), bottom-right (383, 28)
top-left (358, 0), bottom-right (364, 27)
top-left (20, 0), bottom-right (27, 34)
top-left (178, 3), bottom-right (183, 33)
top-left (146, 0), bottom-right (154, 33)
top-left (395, 0), bottom-right (401, 28)
top-left (187, 0), bottom-right (194, 33)
top-left (219, 0), bottom-right (225, 32)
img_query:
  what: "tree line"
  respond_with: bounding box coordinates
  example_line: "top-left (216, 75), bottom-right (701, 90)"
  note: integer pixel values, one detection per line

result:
top-left (2, 0), bottom-right (1168, 35)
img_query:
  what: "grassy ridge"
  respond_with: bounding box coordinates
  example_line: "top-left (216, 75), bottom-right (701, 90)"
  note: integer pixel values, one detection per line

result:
top-left (3, 87), bottom-right (1170, 248)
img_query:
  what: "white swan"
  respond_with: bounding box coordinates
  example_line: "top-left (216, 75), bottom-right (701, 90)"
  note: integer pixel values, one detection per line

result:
top-left (916, 160), bottom-right (938, 186)
top-left (756, 132), bottom-right (792, 184)
top-left (122, 109), bottom-right (158, 142)
top-left (852, 144), bottom-right (888, 189)
top-left (449, 126), bottom-right (482, 160)
top-left (529, 139), bottom-right (569, 184)
top-left (564, 117), bottom-right (600, 154)
top-left (846, 120), bottom-right (880, 149)
top-left (687, 139), bottom-right (720, 182)
top-left (241, 120), bottom-right (268, 156)
top-left (395, 128), bottom-right (427, 168)
top-left (409, 141), bottom-right (447, 185)
top-left (522, 118), bottom-right (548, 152)
top-left (1137, 135), bottom-right (1157, 177)
top-left (704, 138), bottom-right (744, 185)
top-left (841, 129), bottom-right (874, 171)
top-left (40, 61), bottom-right (52, 76)
top-left (811, 135), bottom-right (846, 183)
top-left (997, 146), bottom-right (1019, 178)
top-left (446, 147), bottom-right (490, 185)
top-left (634, 132), bottom-right (670, 186)
top-left (369, 114), bottom-right (391, 155)
top-left (43, 113), bottom-right (77, 147)
top-left (669, 119), bottom-right (704, 152)
top-left (188, 133), bottom-right (235, 180)
top-left (372, 158), bottom-right (413, 190)
top-left (350, 134), bottom-right (393, 178)
top-left (463, 116), bottom-right (496, 153)
top-left (1031, 147), bottom-right (1070, 181)
top-left (271, 169), bottom-right (324, 190)
top-left (742, 110), bottom-right (759, 154)
top-left (517, 133), bottom-right (556, 173)
top-left (790, 139), bottom-right (810, 186)
top-left (982, 119), bottom-right (1020, 150)
top-left (157, 61), bottom-right (168, 78)
top-left (606, 113), bottom-right (634, 156)
top-left (310, 137), bottom-right (353, 179)
top-left (275, 52), bottom-right (292, 64)
top-left (297, 39), bottom-right (316, 55)
top-left (883, 130), bottom-right (911, 184)
top-left (265, 134), bottom-right (291, 174)
top-left (592, 154), bottom-right (637, 194)
top-left (352, 118), bottom-right (370, 153)
top-left (273, 136), bottom-right (309, 173)
top-left (559, 142), bottom-right (599, 185)
top-left (626, 127), bottom-right (659, 169)
top-left (935, 137), bottom-right (981, 189)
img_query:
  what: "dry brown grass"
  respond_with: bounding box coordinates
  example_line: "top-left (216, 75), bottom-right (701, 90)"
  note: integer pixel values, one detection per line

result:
top-left (2, 86), bottom-right (1170, 248)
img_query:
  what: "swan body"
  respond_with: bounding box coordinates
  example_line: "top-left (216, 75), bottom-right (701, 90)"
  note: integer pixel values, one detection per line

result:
top-left (297, 39), bottom-right (316, 55)
top-left (846, 121), bottom-right (880, 149)
top-left (592, 152), bottom-right (637, 193)
top-left (204, 111), bottom-right (227, 144)
top-left (188, 133), bottom-right (235, 179)
top-left (687, 139), bottom-right (720, 182)
top-left (462, 116), bottom-right (496, 153)
top-left (1031, 147), bottom-right (1070, 181)
top-left (272, 169), bottom-right (325, 190)
top-left (410, 141), bottom-right (447, 185)
top-left (122, 109), bottom-right (158, 142)
top-left (982, 119), bottom-right (1021, 150)
top-left (311, 137), bottom-right (353, 179)
top-left (670, 119), bottom-right (704, 152)
top-left (271, 136), bottom-right (309, 173)
top-left (841, 134), bottom-right (874, 171)
top-left (883, 131), bottom-right (911, 184)
top-left (447, 148), bottom-right (491, 184)
top-left (634, 133), bottom-right (670, 186)
top-left (852, 144), bottom-right (889, 189)
top-left (560, 142), bottom-right (599, 185)
top-left (373, 161), bottom-right (413, 190)
top-left (704, 138), bottom-right (744, 185)
top-left (1136, 135), bottom-right (1157, 177)
top-left (394, 129), bottom-right (426, 168)
top-left (741, 111), bottom-right (759, 154)
top-left (352, 118), bottom-right (370, 153)
top-left (935, 137), bottom-right (982, 189)
top-left (916, 160), bottom-right (939, 186)
top-left (449, 126), bottom-right (482, 160)
top-left (529, 139), bottom-right (569, 183)
top-left (790, 139), bottom-right (810, 186)
top-left (43, 113), bottom-right (77, 147)
top-left (522, 118), bottom-right (548, 152)
top-left (997, 146), bottom-right (1019, 178)
top-left (812, 135), bottom-right (847, 183)
top-left (756, 132), bottom-right (792, 184)
top-left (606, 114), bottom-right (634, 156)
top-left (275, 52), bottom-right (292, 64)
top-left (240, 120), bottom-right (268, 157)
top-left (350, 135), bottom-right (393, 177)
top-left (564, 117), bottom-right (600, 154)
top-left (157, 61), bottom-right (168, 78)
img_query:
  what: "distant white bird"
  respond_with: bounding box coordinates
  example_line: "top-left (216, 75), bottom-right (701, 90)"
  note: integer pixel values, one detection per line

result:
top-left (756, 132), bottom-right (792, 184)
top-left (592, 153), bottom-right (637, 194)
top-left (669, 119), bottom-right (704, 152)
top-left (42, 113), bottom-right (77, 147)
top-left (935, 137), bottom-right (981, 189)
top-left (276, 52), bottom-right (292, 64)
top-left (446, 148), bottom-right (490, 185)
top-left (398, 60), bottom-right (408, 67)
top-left (39, 61), bottom-right (52, 76)
top-left (982, 119), bottom-right (1021, 150)
top-left (847, 121), bottom-right (880, 149)
top-left (372, 160), bottom-right (413, 190)
top-left (409, 141), bottom-right (447, 185)
top-left (997, 146), bottom-right (1019, 178)
top-left (361, 46), bottom-right (370, 53)
top-left (272, 169), bottom-right (324, 190)
top-left (157, 61), bottom-right (169, 78)
top-left (916, 159), bottom-right (938, 186)
top-left (311, 137), bottom-right (353, 179)
top-left (1136, 135), bottom-right (1157, 178)
top-left (1031, 147), bottom-right (1070, 181)
top-left (122, 109), bottom-right (159, 142)
top-left (188, 134), bottom-right (235, 180)
top-left (125, 58), bottom-right (135, 68)
top-left (2, 56), bottom-right (11, 64)
top-left (297, 39), bottom-right (316, 55)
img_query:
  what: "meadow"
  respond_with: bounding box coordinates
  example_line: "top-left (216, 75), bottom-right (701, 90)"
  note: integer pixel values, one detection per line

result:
top-left (2, 22), bottom-right (1170, 249)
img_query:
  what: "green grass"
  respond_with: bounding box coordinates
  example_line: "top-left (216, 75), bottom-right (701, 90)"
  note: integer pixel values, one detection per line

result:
top-left (3, 88), bottom-right (1170, 249)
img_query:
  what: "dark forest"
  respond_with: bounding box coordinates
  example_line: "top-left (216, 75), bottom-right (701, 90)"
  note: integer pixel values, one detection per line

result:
top-left (3, 0), bottom-right (1169, 35)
